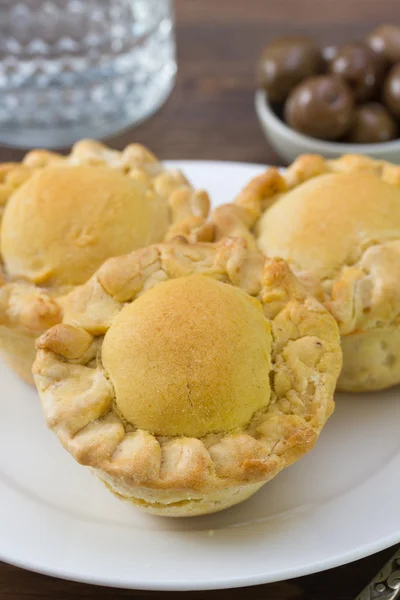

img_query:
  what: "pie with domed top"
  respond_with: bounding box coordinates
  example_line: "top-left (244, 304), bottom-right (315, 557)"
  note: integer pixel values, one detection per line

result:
top-left (33, 237), bottom-right (341, 517)
top-left (0, 140), bottom-right (211, 383)
top-left (213, 153), bottom-right (400, 392)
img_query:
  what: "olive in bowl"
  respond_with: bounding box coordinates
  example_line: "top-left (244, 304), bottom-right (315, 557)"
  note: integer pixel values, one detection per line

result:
top-left (384, 63), bottom-right (400, 118)
top-left (284, 75), bottom-right (354, 140)
top-left (257, 36), bottom-right (323, 103)
top-left (328, 42), bottom-right (386, 103)
top-left (347, 103), bottom-right (398, 143)
top-left (367, 25), bottom-right (400, 63)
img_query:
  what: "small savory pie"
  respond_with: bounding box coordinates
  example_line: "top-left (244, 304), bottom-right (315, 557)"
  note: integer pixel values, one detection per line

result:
top-left (33, 237), bottom-right (341, 517)
top-left (0, 140), bottom-right (211, 384)
top-left (212, 154), bottom-right (400, 392)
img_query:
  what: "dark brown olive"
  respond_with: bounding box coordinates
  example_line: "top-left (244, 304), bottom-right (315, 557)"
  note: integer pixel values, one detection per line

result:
top-left (367, 25), bottom-right (400, 63)
top-left (322, 45), bottom-right (339, 66)
top-left (347, 103), bottom-right (398, 143)
top-left (384, 62), bottom-right (400, 118)
top-left (328, 42), bottom-right (386, 102)
top-left (284, 75), bottom-right (354, 140)
top-left (257, 36), bottom-right (323, 103)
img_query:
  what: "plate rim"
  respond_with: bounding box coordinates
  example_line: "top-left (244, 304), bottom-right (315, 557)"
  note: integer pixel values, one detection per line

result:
top-left (1, 529), bottom-right (399, 592)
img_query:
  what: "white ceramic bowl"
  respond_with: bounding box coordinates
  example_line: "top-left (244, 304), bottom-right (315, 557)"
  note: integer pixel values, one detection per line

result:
top-left (255, 89), bottom-right (400, 164)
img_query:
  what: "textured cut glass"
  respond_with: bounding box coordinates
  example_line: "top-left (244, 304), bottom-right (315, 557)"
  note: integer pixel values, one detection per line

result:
top-left (0, 0), bottom-right (176, 147)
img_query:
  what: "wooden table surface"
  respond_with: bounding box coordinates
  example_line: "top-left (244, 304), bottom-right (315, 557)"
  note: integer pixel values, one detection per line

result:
top-left (1, 1), bottom-right (399, 598)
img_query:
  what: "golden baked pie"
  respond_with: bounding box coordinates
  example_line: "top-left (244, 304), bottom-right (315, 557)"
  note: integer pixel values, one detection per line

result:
top-left (33, 237), bottom-right (341, 517)
top-left (0, 140), bottom-right (211, 384)
top-left (213, 154), bottom-right (400, 392)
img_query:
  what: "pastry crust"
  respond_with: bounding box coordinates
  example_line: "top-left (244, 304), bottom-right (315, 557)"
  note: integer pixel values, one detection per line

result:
top-left (0, 275), bottom-right (62, 384)
top-left (212, 154), bottom-right (400, 392)
top-left (0, 140), bottom-right (212, 383)
top-left (33, 237), bottom-right (341, 516)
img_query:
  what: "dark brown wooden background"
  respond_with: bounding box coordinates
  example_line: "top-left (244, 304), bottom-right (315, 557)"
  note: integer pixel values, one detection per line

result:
top-left (1, 1), bottom-right (399, 598)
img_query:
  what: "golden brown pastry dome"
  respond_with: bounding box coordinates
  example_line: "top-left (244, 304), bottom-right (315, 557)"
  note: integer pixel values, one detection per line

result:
top-left (0, 165), bottom-right (169, 287)
top-left (212, 153), bottom-right (400, 392)
top-left (256, 171), bottom-right (400, 280)
top-left (102, 274), bottom-right (272, 438)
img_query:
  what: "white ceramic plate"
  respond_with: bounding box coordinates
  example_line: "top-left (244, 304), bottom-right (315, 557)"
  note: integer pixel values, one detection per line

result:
top-left (1, 161), bottom-right (399, 591)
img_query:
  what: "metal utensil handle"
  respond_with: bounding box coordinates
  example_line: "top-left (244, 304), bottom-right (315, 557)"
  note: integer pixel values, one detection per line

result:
top-left (356, 547), bottom-right (400, 599)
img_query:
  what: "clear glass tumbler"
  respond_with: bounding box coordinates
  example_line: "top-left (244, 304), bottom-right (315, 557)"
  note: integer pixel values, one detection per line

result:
top-left (0, 0), bottom-right (176, 148)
